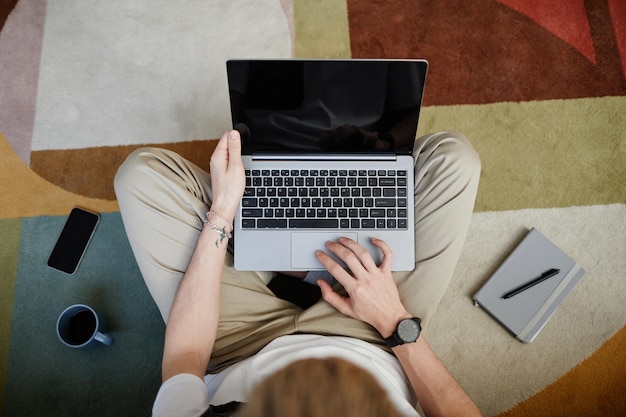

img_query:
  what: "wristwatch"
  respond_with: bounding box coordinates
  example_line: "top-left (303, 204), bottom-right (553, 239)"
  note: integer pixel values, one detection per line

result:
top-left (384, 317), bottom-right (421, 347)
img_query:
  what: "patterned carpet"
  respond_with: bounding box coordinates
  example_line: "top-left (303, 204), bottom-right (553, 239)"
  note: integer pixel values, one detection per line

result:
top-left (1, 0), bottom-right (625, 415)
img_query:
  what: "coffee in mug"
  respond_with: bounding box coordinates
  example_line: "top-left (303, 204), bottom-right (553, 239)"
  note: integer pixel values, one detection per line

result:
top-left (56, 304), bottom-right (114, 348)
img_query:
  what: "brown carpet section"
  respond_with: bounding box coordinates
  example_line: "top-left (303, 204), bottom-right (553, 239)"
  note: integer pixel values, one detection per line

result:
top-left (0, 0), bottom-right (18, 34)
top-left (30, 140), bottom-right (218, 200)
top-left (498, 324), bottom-right (626, 417)
top-left (346, 0), bottom-right (626, 106)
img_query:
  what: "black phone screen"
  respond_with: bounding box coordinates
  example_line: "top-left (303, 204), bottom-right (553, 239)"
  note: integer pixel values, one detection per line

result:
top-left (47, 208), bottom-right (100, 274)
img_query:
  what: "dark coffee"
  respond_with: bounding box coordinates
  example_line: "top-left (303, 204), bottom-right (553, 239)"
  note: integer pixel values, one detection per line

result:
top-left (65, 310), bottom-right (96, 345)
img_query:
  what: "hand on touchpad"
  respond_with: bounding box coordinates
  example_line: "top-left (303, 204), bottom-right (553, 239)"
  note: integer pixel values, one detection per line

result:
top-left (291, 232), bottom-right (358, 269)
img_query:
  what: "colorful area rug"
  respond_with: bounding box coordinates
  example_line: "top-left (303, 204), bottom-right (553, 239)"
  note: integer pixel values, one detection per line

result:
top-left (1, 0), bottom-right (625, 416)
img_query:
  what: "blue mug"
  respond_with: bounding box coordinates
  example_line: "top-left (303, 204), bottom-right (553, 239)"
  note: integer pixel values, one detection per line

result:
top-left (56, 304), bottom-right (114, 348)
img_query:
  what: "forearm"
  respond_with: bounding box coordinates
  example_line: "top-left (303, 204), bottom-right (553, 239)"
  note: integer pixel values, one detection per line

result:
top-left (315, 237), bottom-right (481, 416)
top-left (392, 336), bottom-right (482, 417)
top-left (161, 224), bottom-right (228, 382)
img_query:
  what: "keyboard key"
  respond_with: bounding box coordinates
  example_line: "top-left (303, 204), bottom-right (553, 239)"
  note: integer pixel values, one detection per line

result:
top-left (257, 219), bottom-right (287, 228)
top-left (362, 219), bottom-right (376, 228)
top-left (242, 198), bottom-right (257, 207)
top-left (242, 209), bottom-right (263, 217)
top-left (242, 219), bottom-right (256, 228)
top-left (375, 198), bottom-right (396, 207)
top-left (289, 219), bottom-right (339, 228)
top-left (371, 209), bottom-right (385, 217)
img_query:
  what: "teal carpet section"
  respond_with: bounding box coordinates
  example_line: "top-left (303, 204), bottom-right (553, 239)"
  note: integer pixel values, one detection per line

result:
top-left (2, 212), bottom-right (165, 417)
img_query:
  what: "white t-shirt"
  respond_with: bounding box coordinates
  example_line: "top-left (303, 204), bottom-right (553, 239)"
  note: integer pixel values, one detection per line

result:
top-left (153, 334), bottom-right (420, 417)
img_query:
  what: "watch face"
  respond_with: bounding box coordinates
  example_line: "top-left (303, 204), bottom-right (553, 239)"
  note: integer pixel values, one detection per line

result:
top-left (397, 318), bottom-right (420, 343)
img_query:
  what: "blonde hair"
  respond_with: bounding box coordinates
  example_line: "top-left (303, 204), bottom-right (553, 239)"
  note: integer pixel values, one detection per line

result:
top-left (237, 357), bottom-right (403, 417)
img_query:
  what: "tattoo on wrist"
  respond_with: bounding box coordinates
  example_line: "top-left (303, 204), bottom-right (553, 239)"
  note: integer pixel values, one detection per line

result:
top-left (204, 222), bottom-right (232, 248)
top-left (203, 210), bottom-right (233, 249)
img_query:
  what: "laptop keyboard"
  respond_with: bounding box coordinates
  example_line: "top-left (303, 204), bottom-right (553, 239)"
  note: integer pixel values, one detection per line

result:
top-left (241, 169), bottom-right (409, 230)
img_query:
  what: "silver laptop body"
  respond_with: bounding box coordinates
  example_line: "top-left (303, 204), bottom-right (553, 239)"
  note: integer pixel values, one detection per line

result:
top-left (228, 59), bottom-right (428, 272)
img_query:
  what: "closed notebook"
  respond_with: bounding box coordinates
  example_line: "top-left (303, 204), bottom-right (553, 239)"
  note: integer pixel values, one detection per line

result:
top-left (473, 227), bottom-right (585, 343)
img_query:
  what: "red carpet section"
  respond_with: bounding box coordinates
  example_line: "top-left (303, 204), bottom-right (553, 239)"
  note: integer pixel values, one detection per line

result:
top-left (346, 0), bottom-right (626, 105)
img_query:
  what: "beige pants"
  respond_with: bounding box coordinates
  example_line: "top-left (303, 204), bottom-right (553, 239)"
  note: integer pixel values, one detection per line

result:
top-left (114, 131), bottom-right (480, 371)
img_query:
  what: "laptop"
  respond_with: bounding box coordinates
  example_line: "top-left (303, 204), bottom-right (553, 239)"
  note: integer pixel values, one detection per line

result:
top-left (228, 59), bottom-right (428, 272)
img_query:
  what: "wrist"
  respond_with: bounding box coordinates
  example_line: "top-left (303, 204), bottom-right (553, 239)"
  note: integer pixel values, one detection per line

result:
top-left (202, 209), bottom-right (234, 249)
top-left (376, 310), bottom-right (413, 338)
top-left (204, 208), bottom-right (234, 228)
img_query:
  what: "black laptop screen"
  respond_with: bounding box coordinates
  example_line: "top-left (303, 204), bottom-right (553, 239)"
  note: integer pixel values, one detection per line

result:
top-left (227, 60), bottom-right (427, 156)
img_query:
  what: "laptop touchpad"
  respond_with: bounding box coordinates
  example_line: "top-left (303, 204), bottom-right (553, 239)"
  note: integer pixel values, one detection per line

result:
top-left (291, 232), bottom-right (358, 269)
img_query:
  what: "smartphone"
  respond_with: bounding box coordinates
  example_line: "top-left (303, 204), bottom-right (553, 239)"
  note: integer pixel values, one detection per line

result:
top-left (47, 208), bottom-right (100, 274)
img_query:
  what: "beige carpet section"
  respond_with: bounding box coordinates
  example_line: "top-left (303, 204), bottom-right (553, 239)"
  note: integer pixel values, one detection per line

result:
top-left (294, 0), bottom-right (351, 58)
top-left (426, 204), bottom-right (626, 416)
top-left (416, 96), bottom-right (626, 212)
top-left (30, 0), bottom-right (292, 151)
top-left (0, 133), bottom-right (119, 218)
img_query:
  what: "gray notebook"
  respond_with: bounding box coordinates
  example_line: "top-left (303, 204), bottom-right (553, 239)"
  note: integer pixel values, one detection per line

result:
top-left (473, 228), bottom-right (585, 343)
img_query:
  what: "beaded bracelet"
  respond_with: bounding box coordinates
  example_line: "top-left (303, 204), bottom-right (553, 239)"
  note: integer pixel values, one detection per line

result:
top-left (205, 210), bottom-right (232, 226)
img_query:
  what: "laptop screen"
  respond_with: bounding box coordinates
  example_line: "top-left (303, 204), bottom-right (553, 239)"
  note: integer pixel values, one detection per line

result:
top-left (227, 59), bottom-right (427, 156)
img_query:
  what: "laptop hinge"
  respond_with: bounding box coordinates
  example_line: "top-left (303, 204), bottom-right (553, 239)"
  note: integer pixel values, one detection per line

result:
top-left (251, 154), bottom-right (397, 161)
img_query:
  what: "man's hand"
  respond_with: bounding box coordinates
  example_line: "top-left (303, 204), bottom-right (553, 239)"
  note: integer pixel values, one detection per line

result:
top-left (315, 237), bottom-right (410, 336)
top-left (208, 130), bottom-right (246, 223)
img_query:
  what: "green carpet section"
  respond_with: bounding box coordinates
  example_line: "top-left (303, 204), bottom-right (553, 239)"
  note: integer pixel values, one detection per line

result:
top-left (0, 218), bottom-right (21, 414)
top-left (294, 0), bottom-right (351, 58)
top-left (417, 96), bottom-right (626, 211)
top-left (2, 213), bottom-right (165, 417)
